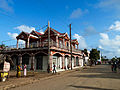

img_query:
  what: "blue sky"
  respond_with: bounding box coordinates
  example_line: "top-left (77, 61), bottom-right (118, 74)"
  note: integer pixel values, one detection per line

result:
top-left (0, 0), bottom-right (120, 58)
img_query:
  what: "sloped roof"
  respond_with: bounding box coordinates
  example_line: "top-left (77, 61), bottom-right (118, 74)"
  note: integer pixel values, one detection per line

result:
top-left (34, 31), bottom-right (43, 36)
top-left (50, 28), bottom-right (65, 35)
top-left (72, 39), bottom-right (77, 41)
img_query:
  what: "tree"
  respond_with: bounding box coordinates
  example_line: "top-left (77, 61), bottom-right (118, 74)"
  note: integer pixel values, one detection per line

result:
top-left (83, 49), bottom-right (88, 56)
top-left (89, 48), bottom-right (100, 65)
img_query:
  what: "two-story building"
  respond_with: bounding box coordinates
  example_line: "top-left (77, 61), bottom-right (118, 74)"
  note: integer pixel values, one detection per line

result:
top-left (0, 27), bottom-right (83, 72)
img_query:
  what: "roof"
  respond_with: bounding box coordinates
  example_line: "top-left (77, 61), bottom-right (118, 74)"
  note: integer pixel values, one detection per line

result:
top-left (50, 28), bottom-right (65, 35)
top-left (34, 31), bottom-right (43, 36)
top-left (72, 39), bottom-right (77, 41)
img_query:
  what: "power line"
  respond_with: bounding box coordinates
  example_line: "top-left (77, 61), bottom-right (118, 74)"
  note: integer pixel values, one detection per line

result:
top-left (36, 25), bottom-right (48, 32)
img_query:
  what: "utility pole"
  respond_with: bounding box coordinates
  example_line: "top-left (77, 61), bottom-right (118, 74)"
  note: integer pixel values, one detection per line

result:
top-left (70, 24), bottom-right (72, 70)
top-left (47, 21), bottom-right (50, 73)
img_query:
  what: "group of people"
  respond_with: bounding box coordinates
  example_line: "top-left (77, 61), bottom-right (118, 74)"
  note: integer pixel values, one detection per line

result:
top-left (111, 61), bottom-right (120, 73)
top-left (16, 64), bottom-right (27, 77)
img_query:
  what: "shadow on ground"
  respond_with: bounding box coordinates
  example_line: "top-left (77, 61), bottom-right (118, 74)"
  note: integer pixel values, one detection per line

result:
top-left (68, 85), bottom-right (114, 90)
top-left (70, 65), bottom-right (120, 79)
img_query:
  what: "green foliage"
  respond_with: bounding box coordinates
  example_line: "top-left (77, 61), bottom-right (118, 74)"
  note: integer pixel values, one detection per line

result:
top-left (101, 56), bottom-right (109, 61)
top-left (90, 48), bottom-right (100, 61)
top-left (83, 48), bottom-right (88, 56)
top-left (0, 44), bottom-right (5, 48)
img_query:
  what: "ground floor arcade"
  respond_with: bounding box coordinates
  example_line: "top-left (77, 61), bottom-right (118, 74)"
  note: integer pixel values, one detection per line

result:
top-left (5, 50), bottom-right (83, 72)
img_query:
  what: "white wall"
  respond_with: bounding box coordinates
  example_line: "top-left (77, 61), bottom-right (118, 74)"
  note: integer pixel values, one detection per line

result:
top-left (43, 56), bottom-right (48, 71)
top-left (79, 59), bottom-right (83, 67)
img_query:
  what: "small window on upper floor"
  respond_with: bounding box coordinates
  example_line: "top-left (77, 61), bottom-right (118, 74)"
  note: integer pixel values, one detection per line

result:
top-left (59, 40), bottom-right (63, 48)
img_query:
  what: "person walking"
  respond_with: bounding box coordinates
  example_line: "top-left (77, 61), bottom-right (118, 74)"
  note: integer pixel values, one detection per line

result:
top-left (53, 62), bottom-right (56, 74)
top-left (24, 64), bottom-right (27, 77)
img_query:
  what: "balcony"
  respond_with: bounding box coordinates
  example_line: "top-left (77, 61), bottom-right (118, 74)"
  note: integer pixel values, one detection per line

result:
top-left (1, 41), bottom-right (81, 53)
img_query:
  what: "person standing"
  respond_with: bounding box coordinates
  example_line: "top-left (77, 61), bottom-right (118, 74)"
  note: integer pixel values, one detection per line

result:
top-left (53, 62), bottom-right (56, 74)
top-left (16, 65), bottom-right (21, 78)
top-left (24, 64), bottom-right (27, 77)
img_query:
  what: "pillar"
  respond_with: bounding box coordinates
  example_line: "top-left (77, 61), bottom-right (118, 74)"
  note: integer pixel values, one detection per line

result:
top-left (27, 37), bottom-right (30, 48)
top-left (17, 39), bottom-right (19, 49)
top-left (30, 54), bottom-right (35, 70)
top-left (69, 41), bottom-right (70, 50)
top-left (56, 35), bottom-right (58, 47)
top-left (49, 55), bottom-right (53, 71)
top-left (51, 39), bottom-right (53, 47)
top-left (62, 56), bottom-right (65, 69)
top-left (37, 41), bottom-right (39, 47)
top-left (74, 56), bottom-right (76, 67)
top-left (19, 54), bottom-right (22, 69)
top-left (39, 37), bottom-right (41, 47)
top-left (63, 38), bottom-right (65, 49)
top-left (77, 45), bottom-right (79, 49)
top-left (78, 57), bottom-right (80, 66)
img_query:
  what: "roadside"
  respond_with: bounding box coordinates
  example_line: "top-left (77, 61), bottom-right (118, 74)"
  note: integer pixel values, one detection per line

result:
top-left (0, 67), bottom-right (85, 90)
top-left (11, 64), bottom-right (120, 90)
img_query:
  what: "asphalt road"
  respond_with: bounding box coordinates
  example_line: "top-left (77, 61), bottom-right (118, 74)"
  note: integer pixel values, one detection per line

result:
top-left (11, 65), bottom-right (120, 90)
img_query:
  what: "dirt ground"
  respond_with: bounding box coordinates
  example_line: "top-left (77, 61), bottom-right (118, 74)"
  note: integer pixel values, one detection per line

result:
top-left (0, 70), bottom-right (53, 90)
top-left (10, 64), bottom-right (120, 90)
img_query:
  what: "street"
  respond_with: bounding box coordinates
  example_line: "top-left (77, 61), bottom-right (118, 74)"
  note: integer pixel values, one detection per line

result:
top-left (11, 65), bottom-right (120, 90)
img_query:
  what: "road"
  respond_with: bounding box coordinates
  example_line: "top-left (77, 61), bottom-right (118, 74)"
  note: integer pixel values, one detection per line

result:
top-left (11, 65), bottom-right (120, 90)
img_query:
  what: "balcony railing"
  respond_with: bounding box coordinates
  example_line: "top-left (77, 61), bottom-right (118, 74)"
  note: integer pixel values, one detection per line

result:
top-left (2, 41), bottom-right (80, 53)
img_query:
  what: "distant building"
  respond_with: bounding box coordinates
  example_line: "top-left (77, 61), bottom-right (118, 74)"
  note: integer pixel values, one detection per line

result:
top-left (0, 27), bottom-right (84, 72)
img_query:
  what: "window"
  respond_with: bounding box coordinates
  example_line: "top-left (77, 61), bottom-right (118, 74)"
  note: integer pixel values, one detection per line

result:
top-left (59, 40), bottom-right (63, 48)
top-left (66, 42), bottom-right (69, 49)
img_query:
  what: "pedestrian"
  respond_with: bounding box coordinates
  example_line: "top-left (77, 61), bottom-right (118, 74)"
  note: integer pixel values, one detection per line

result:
top-left (53, 62), bottom-right (56, 74)
top-left (117, 61), bottom-right (120, 73)
top-left (24, 64), bottom-right (27, 77)
top-left (16, 65), bottom-right (21, 78)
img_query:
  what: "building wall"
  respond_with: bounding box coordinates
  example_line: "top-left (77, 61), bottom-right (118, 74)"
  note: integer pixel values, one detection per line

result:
top-left (42, 56), bottom-right (48, 71)
top-left (79, 59), bottom-right (83, 67)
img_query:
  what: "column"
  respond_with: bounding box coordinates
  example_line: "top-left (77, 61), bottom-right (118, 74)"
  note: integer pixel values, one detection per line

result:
top-left (69, 41), bottom-right (70, 50)
top-left (51, 39), bottom-right (53, 47)
top-left (49, 55), bottom-right (53, 72)
top-left (74, 56), bottom-right (76, 67)
top-left (17, 39), bottom-right (19, 49)
top-left (62, 56), bottom-right (65, 69)
top-left (56, 35), bottom-right (58, 47)
top-left (37, 41), bottom-right (39, 47)
top-left (30, 54), bottom-right (35, 70)
top-left (78, 57), bottom-right (80, 66)
top-left (19, 54), bottom-right (22, 68)
top-left (39, 37), bottom-right (41, 47)
top-left (77, 45), bottom-right (79, 49)
top-left (27, 37), bottom-right (30, 48)
top-left (63, 38), bottom-right (65, 49)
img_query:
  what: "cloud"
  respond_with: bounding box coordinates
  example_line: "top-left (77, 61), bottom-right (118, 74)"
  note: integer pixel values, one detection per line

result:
top-left (7, 32), bottom-right (25, 44)
top-left (99, 33), bottom-right (120, 58)
top-left (39, 30), bottom-right (44, 34)
top-left (8, 32), bottom-right (18, 40)
top-left (70, 8), bottom-right (88, 19)
top-left (96, 0), bottom-right (120, 11)
top-left (14, 25), bottom-right (35, 33)
top-left (109, 21), bottom-right (120, 31)
top-left (0, 0), bottom-right (14, 13)
top-left (83, 26), bottom-right (98, 36)
top-left (73, 34), bottom-right (87, 49)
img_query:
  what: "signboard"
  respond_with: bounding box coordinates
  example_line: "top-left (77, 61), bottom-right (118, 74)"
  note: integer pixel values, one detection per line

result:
top-left (3, 61), bottom-right (10, 72)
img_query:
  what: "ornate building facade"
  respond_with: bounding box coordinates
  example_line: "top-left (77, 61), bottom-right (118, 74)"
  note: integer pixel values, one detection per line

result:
top-left (0, 27), bottom-right (84, 72)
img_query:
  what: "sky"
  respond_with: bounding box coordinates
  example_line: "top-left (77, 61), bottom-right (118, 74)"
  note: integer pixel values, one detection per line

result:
top-left (0, 0), bottom-right (120, 58)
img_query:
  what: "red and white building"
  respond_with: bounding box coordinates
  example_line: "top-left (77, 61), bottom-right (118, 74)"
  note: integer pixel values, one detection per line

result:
top-left (1, 27), bottom-right (84, 72)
